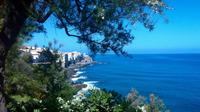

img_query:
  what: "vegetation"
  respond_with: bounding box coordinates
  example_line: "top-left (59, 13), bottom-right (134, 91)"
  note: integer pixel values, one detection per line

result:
top-left (4, 45), bottom-right (169, 112)
top-left (5, 45), bottom-right (76, 111)
top-left (0, 0), bottom-right (169, 111)
top-left (58, 89), bottom-right (169, 112)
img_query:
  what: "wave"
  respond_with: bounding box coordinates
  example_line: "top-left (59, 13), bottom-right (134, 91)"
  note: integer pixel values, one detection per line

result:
top-left (72, 69), bottom-right (99, 100)
top-left (74, 68), bottom-right (79, 71)
top-left (73, 71), bottom-right (85, 77)
top-left (71, 76), bottom-right (87, 82)
top-left (77, 71), bottom-right (85, 75)
top-left (82, 81), bottom-right (99, 91)
top-left (73, 81), bottom-right (99, 100)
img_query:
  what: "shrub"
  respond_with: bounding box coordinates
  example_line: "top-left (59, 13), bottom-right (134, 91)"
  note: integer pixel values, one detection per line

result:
top-left (5, 45), bottom-right (76, 112)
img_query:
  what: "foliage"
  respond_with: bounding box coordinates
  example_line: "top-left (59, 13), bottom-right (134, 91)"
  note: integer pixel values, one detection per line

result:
top-left (58, 89), bottom-right (169, 112)
top-left (83, 89), bottom-right (123, 112)
top-left (0, 0), bottom-right (170, 111)
top-left (145, 94), bottom-right (170, 112)
top-left (1, 0), bottom-right (168, 55)
top-left (5, 45), bottom-right (76, 112)
top-left (33, 46), bottom-right (75, 112)
top-left (5, 44), bottom-right (169, 112)
top-left (57, 89), bottom-right (125, 112)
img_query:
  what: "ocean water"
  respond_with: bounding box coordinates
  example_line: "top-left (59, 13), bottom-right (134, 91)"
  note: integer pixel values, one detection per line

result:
top-left (77, 54), bottom-right (200, 112)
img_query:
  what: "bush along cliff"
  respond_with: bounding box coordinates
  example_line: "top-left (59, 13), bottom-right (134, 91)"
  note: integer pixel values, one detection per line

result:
top-left (58, 89), bottom-right (169, 112)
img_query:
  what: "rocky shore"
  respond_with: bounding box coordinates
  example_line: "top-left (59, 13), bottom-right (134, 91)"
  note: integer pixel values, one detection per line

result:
top-left (66, 56), bottom-right (97, 90)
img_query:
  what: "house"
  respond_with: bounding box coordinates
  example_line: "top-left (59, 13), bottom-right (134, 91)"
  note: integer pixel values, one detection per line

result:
top-left (20, 46), bottom-right (91, 68)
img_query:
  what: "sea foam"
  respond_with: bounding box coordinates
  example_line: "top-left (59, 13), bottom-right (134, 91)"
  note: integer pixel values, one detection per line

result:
top-left (71, 76), bottom-right (87, 82)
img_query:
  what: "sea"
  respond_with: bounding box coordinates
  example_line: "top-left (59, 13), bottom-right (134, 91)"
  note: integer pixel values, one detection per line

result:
top-left (72, 54), bottom-right (200, 112)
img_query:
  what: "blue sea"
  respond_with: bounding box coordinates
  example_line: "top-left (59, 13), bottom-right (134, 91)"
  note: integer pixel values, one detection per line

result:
top-left (77, 54), bottom-right (200, 112)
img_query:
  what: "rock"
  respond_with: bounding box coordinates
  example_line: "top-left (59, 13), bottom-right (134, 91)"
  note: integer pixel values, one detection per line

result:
top-left (73, 84), bottom-right (87, 90)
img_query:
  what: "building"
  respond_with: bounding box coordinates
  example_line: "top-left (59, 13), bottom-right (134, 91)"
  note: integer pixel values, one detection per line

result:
top-left (20, 46), bottom-right (91, 68)
top-left (20, 46), bottom-right (42, 60)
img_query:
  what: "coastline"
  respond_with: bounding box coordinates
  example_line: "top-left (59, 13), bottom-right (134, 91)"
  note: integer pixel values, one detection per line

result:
top-left (66, 60), bottom-right (97, 90)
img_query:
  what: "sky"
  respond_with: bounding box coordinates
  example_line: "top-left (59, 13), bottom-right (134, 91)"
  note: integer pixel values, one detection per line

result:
top-left (27, 0), bottom-right (200, 54)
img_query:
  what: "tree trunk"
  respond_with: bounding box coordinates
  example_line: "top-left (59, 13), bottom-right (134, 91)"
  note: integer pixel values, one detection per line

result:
top-left (0, 0), bottom-right (33, 111)
top-left (0, 38), bottom-right (7, 112)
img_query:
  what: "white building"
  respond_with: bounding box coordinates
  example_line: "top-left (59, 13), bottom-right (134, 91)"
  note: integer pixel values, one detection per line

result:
top-left (20, 46), bottom-right (43, 60)
top-left (20, 46), bottom-right (90, 68)
top-left (62, 52), bottom-right (84, 67)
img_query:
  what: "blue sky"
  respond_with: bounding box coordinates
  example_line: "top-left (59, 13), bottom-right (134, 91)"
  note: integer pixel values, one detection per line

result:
top-left (27, 0), bottom-right (200, 54)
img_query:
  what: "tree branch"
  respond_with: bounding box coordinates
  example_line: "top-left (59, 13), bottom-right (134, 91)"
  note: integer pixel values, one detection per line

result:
top-left (37, 10), bottom-right (52, 23)
top-left (75, 0), bottom-right (81, 13)
top-left (56, 13), bottom-right (94, 38)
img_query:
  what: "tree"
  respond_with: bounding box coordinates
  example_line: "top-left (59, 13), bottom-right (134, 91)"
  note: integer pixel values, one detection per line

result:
top-left (0, 0), bottom-right (167, 111)
top-left (5, 45), bottom-right (75, 111)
